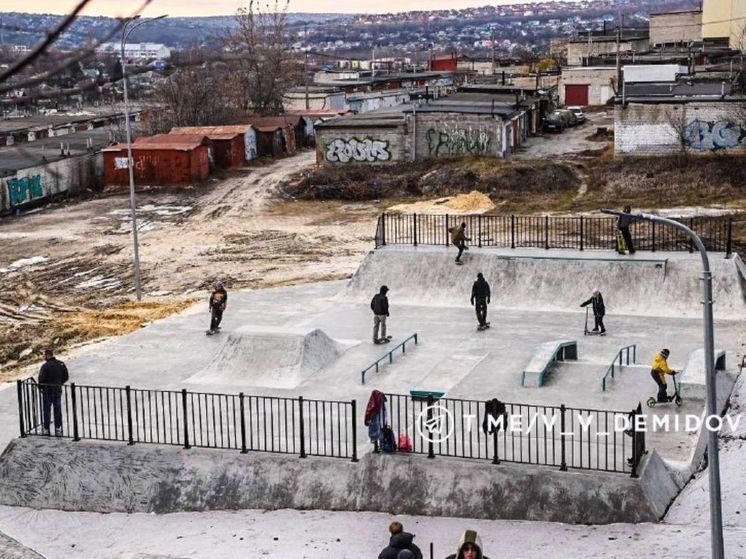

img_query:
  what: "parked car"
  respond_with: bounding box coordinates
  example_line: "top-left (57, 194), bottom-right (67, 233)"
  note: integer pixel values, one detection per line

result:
top-left (543, 112), bottom-right (566, 133)
top-left (555, 109), bottom-right (578, 127)
top-left (568, 106), bottom-right (587, 124)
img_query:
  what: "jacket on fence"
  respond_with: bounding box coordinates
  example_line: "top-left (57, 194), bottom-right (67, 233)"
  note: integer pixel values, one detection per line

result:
top-left (365, 390), bottom-right (388, 441)
top-left (482, 398), bottom-right (508, 434)
top-left (471, 276), bottom-right (491, 304)
top-left (651, 353), bottom-right (674, 385)
top-left (378, 532), bottom-right (424, 559)
top-left (444, 530), bottom-right (489, 559)
top-left (371, 293), bottom-right (390, 316)
top-left (580, 293), bottom-right (605, 317)
top-left (38, 358), bottom-right (69, 395)
top-left (209, 287), bottom-right (228, 311)
top-left (449, 225), bottom-right (468, 246)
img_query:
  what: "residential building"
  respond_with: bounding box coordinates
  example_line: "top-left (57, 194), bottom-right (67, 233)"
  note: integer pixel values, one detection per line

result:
top-left (566, 33), bottom-right (650, 66)
top-left (97, 42), bottom-right (172, 60)
top-left (702, 0), bottom-right (746, 49)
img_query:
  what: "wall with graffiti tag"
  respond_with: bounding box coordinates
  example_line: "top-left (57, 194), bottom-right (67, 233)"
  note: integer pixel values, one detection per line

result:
top-left (415, 113), bottom-right (504, 159)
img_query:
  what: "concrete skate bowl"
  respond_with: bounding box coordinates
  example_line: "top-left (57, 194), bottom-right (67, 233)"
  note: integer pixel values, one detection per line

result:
top-left (346, 248), bottom-right (746, 318)
top-left (186, 328), bottom-right (351, 389)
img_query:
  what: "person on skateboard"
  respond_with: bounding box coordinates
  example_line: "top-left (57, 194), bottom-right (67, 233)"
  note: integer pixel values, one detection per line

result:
top-left (371, 285), bottom-right (391, 344)
top-left (207, 280), bottom-right (228, 335)
top-left (449, 221), bottom-right (470, 264)
top-left (471, 272), bottom-right (491, 330)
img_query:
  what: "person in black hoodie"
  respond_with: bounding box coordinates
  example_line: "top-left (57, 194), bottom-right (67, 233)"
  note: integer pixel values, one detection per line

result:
top-left (580, 288), bottom-right (606, 335)
top-left (617, 205), bottom-right (636, 255)
top-left (378, 522), bottom-right (423, 559)
top-left (371, 285), bottom-right (391, 344)
top-left (470, 273), bottom-right (491, 330)
top-left (38, 348), bottom-right (69, 436)
top-left (208, 280), bottom-right (228, 335)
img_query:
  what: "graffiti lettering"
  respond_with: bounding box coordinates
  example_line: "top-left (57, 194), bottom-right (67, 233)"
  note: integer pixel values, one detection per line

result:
top-left (325, 138), bottom-right (391, 163)
top-left (7, 175), bottom-right (43, 207)
top-left (683, 119), bottom-right (745, 151)
top-left (426, 128), bottom-right (492, 157)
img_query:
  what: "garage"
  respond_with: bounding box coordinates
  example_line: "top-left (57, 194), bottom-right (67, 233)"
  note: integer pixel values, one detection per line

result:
top-left (565, 84), bottom-right (589, 106)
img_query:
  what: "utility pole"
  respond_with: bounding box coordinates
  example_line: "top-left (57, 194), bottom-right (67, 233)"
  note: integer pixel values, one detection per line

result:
top-left (616, 11), bottom-right (622, 94)
top-left (587, 30), bottom-right (592, 66)
top-left (304, 51), bottom-right (310, 110)
top-left (491, 28), bottom-right (496, 74)
top-left (372, 44), bottom-right (375, 78)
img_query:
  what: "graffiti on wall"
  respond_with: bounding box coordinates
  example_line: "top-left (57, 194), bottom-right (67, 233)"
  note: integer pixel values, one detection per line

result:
top-left (7, 175), bottom-right (43, 207)
top-left (684, 119), bottom-right (746, 151)
top-left (325, 138), bottom-right (391, 163)
top-left (425, 128), bottom-right (492, 157)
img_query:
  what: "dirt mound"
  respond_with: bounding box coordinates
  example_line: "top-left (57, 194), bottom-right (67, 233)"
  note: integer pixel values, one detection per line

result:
top-left (388, 191), bottom-right (496, 214)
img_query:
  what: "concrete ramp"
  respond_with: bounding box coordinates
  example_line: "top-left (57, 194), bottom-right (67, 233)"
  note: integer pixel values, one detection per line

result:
top-left (346, 247), bottom-right (746, 318)
top-left (679, 348), bottom-right (727, 399)
top-left (187, 327), bottom-right (351, 389)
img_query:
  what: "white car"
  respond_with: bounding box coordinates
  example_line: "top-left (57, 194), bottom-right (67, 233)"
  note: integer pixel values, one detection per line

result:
top-left (568, 106), bottom-right (587, 124)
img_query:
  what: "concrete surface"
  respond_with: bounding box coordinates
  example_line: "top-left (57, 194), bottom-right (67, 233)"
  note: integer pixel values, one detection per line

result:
top-left (0, 531), bottom-right (45, 559)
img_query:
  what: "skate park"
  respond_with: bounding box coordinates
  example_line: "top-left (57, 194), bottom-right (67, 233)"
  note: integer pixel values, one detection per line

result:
top-left (0, 213), bottom-right (744, 526)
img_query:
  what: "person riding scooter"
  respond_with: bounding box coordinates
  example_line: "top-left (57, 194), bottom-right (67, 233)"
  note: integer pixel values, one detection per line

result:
top-left (651, 348), bottom-right (678, 402)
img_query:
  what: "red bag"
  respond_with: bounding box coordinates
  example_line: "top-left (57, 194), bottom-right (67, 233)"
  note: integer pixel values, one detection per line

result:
top-left (398, 433), bottom-right (413, 452)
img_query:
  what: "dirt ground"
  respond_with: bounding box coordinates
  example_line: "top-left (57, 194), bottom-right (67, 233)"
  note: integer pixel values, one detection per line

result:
top-left (0, 151), bottom-right (382, 378)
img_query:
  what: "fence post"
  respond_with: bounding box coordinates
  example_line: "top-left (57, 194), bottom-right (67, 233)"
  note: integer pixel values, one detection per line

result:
top-left (70, 383), bottom-right (80, 442)
top-left (630, 406), bottom-right (639, 478)
top-left (351, 399), bottom-right (359, 463)
top-left (381, 213), bottom-right (386, 246)
top-left (688, 217), bottom-right (694, 253)
top-left (427, 394), bottom-right (435, 459)
top-left (413, 213), bottom-right (418, 246)
top-left (125, 385), bottom-right (134, 445)
top-left (478, 214), bottom-right (482, 248)
top-left (559, 404), bottom-right (568, 471)
top-left (16, 380), bottom-right (25, 438)
top-left (726, 218), bottom-right (733, 258)
top-left (510, 214), bottom-right (515, 249)
top-left (579, 215), bottom-right (584, 251)
top-left (651, 221), bottom-right (656, 252)
top-left (239, 392), bottom-right (247, 454)
top-left (491, 429), bottom-right (500, 465)
top-left (544, 215), bottom-right (549, 249)
top-left (181, 389), bottom-right (190, 450)
top-left (298, 396), bottom-right (307, 458)
top-left (445, 214), bottom-right (450, 247)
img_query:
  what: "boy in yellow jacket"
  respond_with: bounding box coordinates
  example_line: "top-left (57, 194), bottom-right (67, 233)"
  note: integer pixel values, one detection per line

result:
top-left (651, 348), bottom-right (677, 402)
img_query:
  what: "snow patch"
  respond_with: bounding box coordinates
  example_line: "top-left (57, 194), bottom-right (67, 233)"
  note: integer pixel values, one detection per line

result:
top-left (0, 256), bottom-right (48, 273)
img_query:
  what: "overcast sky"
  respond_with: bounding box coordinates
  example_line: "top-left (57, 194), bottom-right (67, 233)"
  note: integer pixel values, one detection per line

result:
top-left (3, 0), bottom-right (580, 18)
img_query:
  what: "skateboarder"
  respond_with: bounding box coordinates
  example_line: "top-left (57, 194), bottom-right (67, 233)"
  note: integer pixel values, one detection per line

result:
top-left (580, 288), bottom-right (606, 335)
top-left (449, 221), bottom-right (470, 264)
top-left (617, 205), bottom-right (636, 255)
top-left (38, 348), bottom-right (69, 436)
top-left (371, 285), bottom-right (391, 344)
top-left (470, 272), bottom-right (491, 330)
top-left (207, 280), bottom-right (228, 335)
top-left (651, 348), bottom-right (677, 402)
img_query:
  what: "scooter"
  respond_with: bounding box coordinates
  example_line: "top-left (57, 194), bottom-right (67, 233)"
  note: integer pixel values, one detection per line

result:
top-left (646, 372), bottom-right (683, 408)
top-left (583, 307), bottom-right (605, 336)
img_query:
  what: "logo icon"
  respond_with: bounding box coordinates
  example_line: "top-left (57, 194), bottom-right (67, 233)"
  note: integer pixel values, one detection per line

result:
top-left (416, 405), bottom-right (454, 444)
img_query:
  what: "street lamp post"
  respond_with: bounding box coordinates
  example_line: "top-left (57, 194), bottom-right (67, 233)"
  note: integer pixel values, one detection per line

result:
top-left (602, 209), bottom-right (724, 559)
top-left (120, 14), bottom-right (167, 301)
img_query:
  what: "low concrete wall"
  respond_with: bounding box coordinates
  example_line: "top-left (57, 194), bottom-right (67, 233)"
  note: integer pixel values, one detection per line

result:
top-left (0, 437), bottom-right (668, 523)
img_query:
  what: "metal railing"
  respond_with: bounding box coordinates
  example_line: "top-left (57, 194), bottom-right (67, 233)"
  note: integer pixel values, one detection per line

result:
top-left (601, 344), bottom-right (637, 392)
top-left (374, 213), bottom-right (734, 255)
top-left (361, 333), bottom-right (419, 384)
top-left (17, 379), bottom-right (358, 462)
top-left (385, 392), bottom-right (645, 476)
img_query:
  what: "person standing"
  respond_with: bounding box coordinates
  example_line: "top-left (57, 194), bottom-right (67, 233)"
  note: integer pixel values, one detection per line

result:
top-left (38, 348), bottom-right (69, 436)
top-left (470, 272), bottom-right (491, 330)
top-left (208, 280), bottom-right (228, 335)
top-left (617, 205), bottom-right (636, 255)
top-left (651, 348), bottom-right (677, 402)
top-left (445, 529), bottom-right (489, 559)
top-left (580, 288), bottom-right (606, 335)
top-left (378, 521), bottom-right (423, 559)
top-left (371, 285), bottom-right (391, 344)
top-left (449, 221), bottom-right (470, 264)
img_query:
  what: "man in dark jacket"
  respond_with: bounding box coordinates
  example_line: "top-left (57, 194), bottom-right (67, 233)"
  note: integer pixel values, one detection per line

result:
top-left (208, 280), bottom-right (228, 335)
top-left (617, 205), bottom-right (636, 254)
top-left (38, 348), bottom-right (69, 436)
top-left (371, 285), bottom-right (390, 344)
top-left (449, 222), bottom-right (470, 264)
top-left (378, 521), bottom-right (423, 559)
top-left (580, 288), bottom-right (606, 334)
top-left (470, 272), bottom-right (491, 329)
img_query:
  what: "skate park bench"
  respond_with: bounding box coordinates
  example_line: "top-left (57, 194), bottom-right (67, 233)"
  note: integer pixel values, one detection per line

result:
top-left (361, 333), bottom-right (419, 384)
top-left (678, 348), bottom-right (726, 398)
top-left (521, 340), bottom-right (578, 387)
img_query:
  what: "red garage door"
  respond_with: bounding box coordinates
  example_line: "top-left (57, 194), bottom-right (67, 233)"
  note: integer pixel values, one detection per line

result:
top-left (565, 84), bottom-right (589, 106)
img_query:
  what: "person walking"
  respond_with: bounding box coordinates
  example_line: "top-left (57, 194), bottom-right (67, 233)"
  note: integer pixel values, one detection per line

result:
top-left (470, 273), bottom-right (491, 330)
top-left (617, 205), bottom-right (636, 255)
top-left (207, 280), bottom-right (228, 335)
top-left (445, 529), bottom-right (489, 559)
top-left (371, 285), bottom-right (391, 344)
top-left (38, 348), bottom-right (69, 436)
top-left (364, 389), bottom-right (387, 453)
top-left (651, 348), bottom-right (677, 402)
top-left (378, 521), bottom-right (423, 559)
top-left (580, 288), bottom-right (606, 335)
top-left (449, 221), bottom-right (470, 264)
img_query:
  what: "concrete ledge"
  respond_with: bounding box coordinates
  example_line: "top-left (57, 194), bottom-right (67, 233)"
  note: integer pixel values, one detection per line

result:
top-left (0, 437), bottom-right (672, 524)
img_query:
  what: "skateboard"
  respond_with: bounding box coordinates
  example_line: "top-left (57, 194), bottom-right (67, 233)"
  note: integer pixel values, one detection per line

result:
top-left (375, 336), bottom-right (393, 344)
top-left (206, 327), bottom-right (221, 336)
top-left (477, 322), bottom-right (491, 331)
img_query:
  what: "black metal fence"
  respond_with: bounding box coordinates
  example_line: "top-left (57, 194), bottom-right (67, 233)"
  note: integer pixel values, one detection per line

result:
top-left (385, 393), bottom-right (645, 476)
top-left (374, 213), bottom-right (734, 255)
top-left (17, 379), bottom-right (358, 462)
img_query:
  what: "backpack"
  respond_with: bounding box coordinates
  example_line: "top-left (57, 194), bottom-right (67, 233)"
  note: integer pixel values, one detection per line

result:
top-left (381, 425), bottom-right (397, 453)
top-left (482, 398), bottom-right (508, 434)
top-left (398, 433), bottom-right (413, 452)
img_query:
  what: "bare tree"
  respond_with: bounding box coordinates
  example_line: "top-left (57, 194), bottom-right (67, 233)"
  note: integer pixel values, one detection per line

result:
top-left (666, 104), bottom-right (690, 160)
top-left (228, 0), bottom-right (297, 115)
